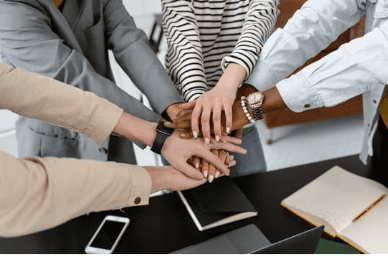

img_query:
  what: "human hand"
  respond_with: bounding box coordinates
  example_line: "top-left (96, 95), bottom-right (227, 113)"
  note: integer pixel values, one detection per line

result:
top-left (180, 85), bottom-right (236, 144)
top-left (190, 149), bottom-right (235, 182)
top-left (164, 102), bottom-right (192, 121)
top-left (201, 149), bottom-right (234, 182)
top-left (166, 84), bottom-right (259, 137)
top-left (161, 131), bottom-right (246, 180)
top-left (145, 166), bottom-right (206, 193)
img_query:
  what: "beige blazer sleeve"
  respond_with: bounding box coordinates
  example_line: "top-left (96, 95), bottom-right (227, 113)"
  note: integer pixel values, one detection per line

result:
top-left (0, 62), bottom-right (152, 237)
top-left (0, 151), bottom-right (152, 237)
top-left (0, 62), bottom-right (123, 146)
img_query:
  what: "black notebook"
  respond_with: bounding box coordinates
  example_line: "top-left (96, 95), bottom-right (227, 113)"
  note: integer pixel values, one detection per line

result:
top-left (178, 177), bottom-right (257, 231)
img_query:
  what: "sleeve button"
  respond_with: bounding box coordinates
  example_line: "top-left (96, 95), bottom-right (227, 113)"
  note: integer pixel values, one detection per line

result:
top-left (304, 104), bottom-right (311, 108)
top-left (99, 147), bottom-right (108, 154)
top-left (134, 197), bottom-right (141, 204)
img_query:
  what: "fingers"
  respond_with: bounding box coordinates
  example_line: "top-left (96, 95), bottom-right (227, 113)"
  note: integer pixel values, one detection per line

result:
top-left (220, 135), bottom-right (242, 145)
top-left (164, 120), bottom-right (191, 130)
top-left (192, 156), bottom-right (201, 170)
top-left (210, 140), bottom-right (247, 155)
top-left (212, 102), bottom-right (222, 142)
top-left (180, 100), bottom-right (196, 110)
top-left (202, 159), bottom-right (209, 180)
top-left (207, 149), bottom-right (218, 183)
top-left (200, 104), bottom-right (212, 144)
top-left (176, 161), bottom-right (204, 180)
top-left (191, 103), bottom-right (202, 139)
top-left (168, 167), bottom-right (206, 192)
top-left (224, 103), bottom-right (233, 135)
top-left (175, 109), bottom-right (193, 121)
top-left (195, 148), bottom-right (230, 176)
top-left (218, 149), bottom-right (228, 166)
top-left (178, 130), bottom-right (194, 139)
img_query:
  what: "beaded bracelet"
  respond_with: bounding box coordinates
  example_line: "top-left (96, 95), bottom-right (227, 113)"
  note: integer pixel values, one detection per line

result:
top-left (241, 96), bottom-right (255, 124)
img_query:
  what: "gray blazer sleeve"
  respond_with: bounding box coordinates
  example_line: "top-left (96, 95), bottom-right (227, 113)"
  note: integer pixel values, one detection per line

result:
top-left (103, 0), bottom-right (184, 114)
top-left (0, 1), bottom-right (163, 123)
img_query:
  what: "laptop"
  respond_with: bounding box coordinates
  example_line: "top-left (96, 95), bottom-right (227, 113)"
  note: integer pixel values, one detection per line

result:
top-left (171, 225), bottom-right (324, 254)
top-left (252, 225), bottom-right (324, 254)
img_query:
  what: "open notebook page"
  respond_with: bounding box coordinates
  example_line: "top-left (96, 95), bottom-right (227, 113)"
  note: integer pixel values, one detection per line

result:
top-left (339, 198), bottom-right (388, 254)
top-left (282, 166), bottom-right (387, 235)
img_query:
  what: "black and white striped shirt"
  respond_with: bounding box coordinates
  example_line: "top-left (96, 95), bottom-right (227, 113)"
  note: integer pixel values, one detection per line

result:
top-left (162, 0), bottom-right (279, 102)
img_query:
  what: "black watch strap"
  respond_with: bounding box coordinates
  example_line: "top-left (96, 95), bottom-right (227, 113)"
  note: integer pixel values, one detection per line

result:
top-left (151, 121), bottom-right (174, 154)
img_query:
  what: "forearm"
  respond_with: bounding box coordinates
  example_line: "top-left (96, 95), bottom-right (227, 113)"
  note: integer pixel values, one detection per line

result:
top-left (113, 112), bottom-right (157, 147)
top-left (0, 152), bottom-right (151, 237)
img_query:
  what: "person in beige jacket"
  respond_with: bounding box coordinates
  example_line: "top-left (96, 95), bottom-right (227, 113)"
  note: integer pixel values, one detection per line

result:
top-left (0, 62), bottom-right (245, 237)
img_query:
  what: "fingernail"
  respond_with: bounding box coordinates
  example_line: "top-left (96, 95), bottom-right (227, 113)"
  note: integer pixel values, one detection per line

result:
top-left (203, 170), bottom-right (208, 178)
top-left (208, 175), bottom-right (214, 183)
top-left (227, 127), bottom-right (231, 134)
top-left (215, 136), bottom-right (220, 142)
top-left (215, 171), bottom-right (220, 178)
top-left (180, 133), bottom-right (185, 137)
top-left (195, 162), bottom-right (199, 169)
top-left (205, 138), bottom-right (210, 145)
top-left (193, 131), bottom-right (198, 139)
top-left (243, 149), bottom-right (247, 154)
top-left (165, 121), bottom-right (171, 125)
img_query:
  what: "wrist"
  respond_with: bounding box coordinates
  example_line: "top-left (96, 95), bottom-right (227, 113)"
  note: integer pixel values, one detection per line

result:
top-left (147, 122), bottom-right (158, 147)
top-left (145, 166), bottom-right (169, 194)
top-left (221, 63), bottom-right (247, 88)
top-left (150, 121), bottom-right (175, 154)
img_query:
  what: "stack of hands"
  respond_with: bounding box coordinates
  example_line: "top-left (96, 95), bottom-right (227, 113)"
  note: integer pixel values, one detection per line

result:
top-left (162, 83), bottom-right (258, 184)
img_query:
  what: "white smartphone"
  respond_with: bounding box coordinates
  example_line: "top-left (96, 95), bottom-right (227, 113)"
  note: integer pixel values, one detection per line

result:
top-left (85, 215), bottom-right (130, 254)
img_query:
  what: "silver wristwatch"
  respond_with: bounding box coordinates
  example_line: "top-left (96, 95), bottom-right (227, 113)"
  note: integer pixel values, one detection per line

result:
top-left (247, 92), bottom-right (264, 121)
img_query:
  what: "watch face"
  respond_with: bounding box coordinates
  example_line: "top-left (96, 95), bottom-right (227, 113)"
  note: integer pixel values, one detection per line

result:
top-left (247, 92), bottom-right (264, 105)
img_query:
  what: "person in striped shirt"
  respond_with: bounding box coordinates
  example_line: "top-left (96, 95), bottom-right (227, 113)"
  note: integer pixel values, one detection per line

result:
top-left (162, 0), bottom-right (279, 181)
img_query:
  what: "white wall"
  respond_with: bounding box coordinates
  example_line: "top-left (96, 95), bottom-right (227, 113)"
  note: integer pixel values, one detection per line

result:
top-left (0, 110), bottom-right (19, 156)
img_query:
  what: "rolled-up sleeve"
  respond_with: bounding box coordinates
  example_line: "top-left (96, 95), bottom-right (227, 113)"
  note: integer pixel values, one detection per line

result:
top-left (277, 22), bottom-right (388, 112)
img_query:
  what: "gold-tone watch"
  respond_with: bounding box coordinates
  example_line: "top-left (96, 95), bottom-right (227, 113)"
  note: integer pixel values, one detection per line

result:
top-left (247, 92), bottom-right (264, 121)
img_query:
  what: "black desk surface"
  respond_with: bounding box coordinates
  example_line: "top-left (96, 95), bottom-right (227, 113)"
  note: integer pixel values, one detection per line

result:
top-left (1, 154), bottom-right (379, 254)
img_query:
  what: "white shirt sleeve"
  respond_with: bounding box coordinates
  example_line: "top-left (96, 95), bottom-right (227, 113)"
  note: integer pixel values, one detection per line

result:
top-left (246, 0), bottom-right (366, 91)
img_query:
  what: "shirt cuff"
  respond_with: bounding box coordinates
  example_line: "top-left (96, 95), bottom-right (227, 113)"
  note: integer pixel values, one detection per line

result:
top-left (276, 72), bottom-right (324, 113)
top-left (125, 165), bottom-right (152, 207)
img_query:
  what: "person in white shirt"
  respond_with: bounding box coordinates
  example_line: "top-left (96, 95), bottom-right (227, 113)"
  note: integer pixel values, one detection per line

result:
top-left (245, 0), bottom-right (388, 181)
